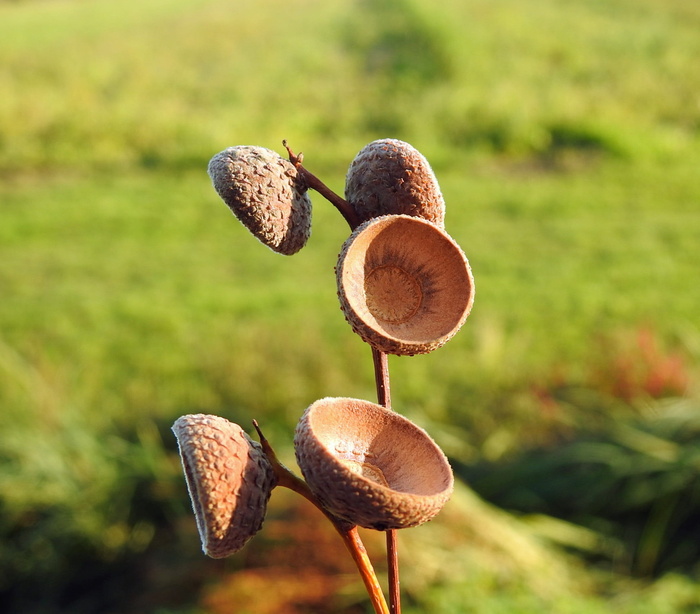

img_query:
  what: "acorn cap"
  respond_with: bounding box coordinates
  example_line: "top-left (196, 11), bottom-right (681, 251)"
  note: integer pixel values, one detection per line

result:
top-left (208, 146), bottom-right (312, 255)
top-left (294, 397), bottom-right (454, 530)
top-left (345, 139), bottom-right (445, 227)
top-left (172, 414), bottom-right (277, 558)
top-left (336, 215), bottom-right (474, 356)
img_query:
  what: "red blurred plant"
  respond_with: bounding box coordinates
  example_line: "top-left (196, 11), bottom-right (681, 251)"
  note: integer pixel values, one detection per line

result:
top-left (593, 327), bottom-right (690, 402)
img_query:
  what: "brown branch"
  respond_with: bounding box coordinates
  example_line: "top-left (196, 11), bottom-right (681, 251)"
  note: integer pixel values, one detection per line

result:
top-left (283, 140), bottom-right (360, 230)
top-left (372, 347), bottom-right (392, 410)
top-left (339, 527), bottom-right (391, 614)
top-left (253, 420), bottom-right (390, 614)
top-left (386, 530), bottom-right (401, 614)
top-left (369, 348), bottom-right (401, 614)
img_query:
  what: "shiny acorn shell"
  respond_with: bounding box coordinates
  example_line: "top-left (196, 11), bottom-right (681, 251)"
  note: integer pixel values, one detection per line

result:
top-left (345, 139), bottom-right (445, 227)
top-left (294, 397), bottom-right (454, 530)
top-left (172, 414), bottom-right (277, 558)
top-left (208, 146), bottom-right (312, 255)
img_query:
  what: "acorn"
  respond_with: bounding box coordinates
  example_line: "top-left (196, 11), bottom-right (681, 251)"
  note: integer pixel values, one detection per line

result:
top-left (345, 139), bottom-right (445, 227)
top-left (208, 146), bottom-right (312, 255)
top-left (294, 397), bottom-right (454, 530)
top-left (172, 414), bottom-right (277, 558)
top-left (336, 214), bottom-right (474, 356)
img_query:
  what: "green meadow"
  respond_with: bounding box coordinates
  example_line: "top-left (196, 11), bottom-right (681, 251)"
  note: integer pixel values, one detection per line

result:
top-left (1, 0), bottom-right (699, 611)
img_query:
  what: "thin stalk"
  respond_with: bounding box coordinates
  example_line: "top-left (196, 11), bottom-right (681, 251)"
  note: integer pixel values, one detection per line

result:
top-left (253, 421), bottom-right (390, 614)
top-left (370, 348), bottom-right (402, 614)
top-left (283, 140), bottom-right (360, 230)
top-left (372, 347), bottom-right (391, 410)
top-left (386, 531), bottom-right (400, 614)
top-left (339, 527), bottom-right (390, 614)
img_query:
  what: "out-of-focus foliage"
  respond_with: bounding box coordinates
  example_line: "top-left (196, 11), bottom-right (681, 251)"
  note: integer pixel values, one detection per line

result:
top-left (1, 0), bottom-right (699, 173)
top-left (463, 398), bottom-right (700, 575)
top-left (0, 0), bottom-right (699, 612)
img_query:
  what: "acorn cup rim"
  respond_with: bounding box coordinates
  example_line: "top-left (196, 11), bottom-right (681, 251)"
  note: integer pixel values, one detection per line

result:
top-left (294, 397), bottom-right (454, 530)
top-left (298, 397), bottom-right (454, 497)
top-left (336, 214), bottom-right (475, 356)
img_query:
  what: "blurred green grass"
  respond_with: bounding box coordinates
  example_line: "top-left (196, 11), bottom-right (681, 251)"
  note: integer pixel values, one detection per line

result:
top-left (1, 0), bottom-right (699, 612)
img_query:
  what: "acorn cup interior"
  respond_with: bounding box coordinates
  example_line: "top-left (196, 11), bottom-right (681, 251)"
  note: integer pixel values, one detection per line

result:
top-left (294, 397), bottom-right (454, 530)
top-left (337, 215), bottom-right (474, 356)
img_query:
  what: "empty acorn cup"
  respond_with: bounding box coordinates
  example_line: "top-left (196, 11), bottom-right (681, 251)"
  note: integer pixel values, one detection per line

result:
top-left (294, 397), bottom-right (454, 530)
top-left (336, 214), bottom-right (474, 356)
top-left (172, 414), bottom-right (277, 558)
top-left (345, 139), bottom-right (446, 227)
top-left (208, 146), bottom-right (312, 255)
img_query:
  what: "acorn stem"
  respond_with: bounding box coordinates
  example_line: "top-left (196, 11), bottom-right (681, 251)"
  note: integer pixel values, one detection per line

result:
top-left (283, 140), bottom-right (360, 230)
top-left (370, 348), bottom-right (402, 614)
top-left (372, 347), bottom-right (392, 410)
top-left (340, 527), bottom-right (391, 614)
top-left (252, 420), bottom-right (390, 614)
top-left (253, 420), bottom-right (314, 499)
top-left (387, 530), bottom-right (401, 614)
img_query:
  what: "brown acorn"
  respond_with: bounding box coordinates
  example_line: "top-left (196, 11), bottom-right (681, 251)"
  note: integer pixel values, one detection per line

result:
top-left (336, 214), bottom-right (474, 356)
top-left (172, 414), bottom-right (277, 558)
top-left (345, 139), bottom-right (445, 227)
top-left (208, 146), bottom-right (312, 255)
top-left (294, 397), bottom-right (454, 530)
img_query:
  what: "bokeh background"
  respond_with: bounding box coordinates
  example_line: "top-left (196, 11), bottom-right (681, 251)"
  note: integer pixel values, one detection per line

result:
top-left (1, 0), bottom-right (699, 612)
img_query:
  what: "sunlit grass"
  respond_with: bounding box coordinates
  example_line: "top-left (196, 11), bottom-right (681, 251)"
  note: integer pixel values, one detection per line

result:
top-left (1, 0), bottom-right (699, 173)
top-left (1, 0), bottom-right (699, 611)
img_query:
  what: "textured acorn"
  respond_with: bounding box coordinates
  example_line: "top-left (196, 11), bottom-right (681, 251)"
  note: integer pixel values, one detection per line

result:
top-left (172, 414), bottom-right (277, 558)
top-left (208, 146), bottom-right (312, 255)
top-left (345, 139), bottom-right (445, 227)
top-left (294, 397), bottom-right (454, 530)
top-left (336, 214), bottom-right (474, 356)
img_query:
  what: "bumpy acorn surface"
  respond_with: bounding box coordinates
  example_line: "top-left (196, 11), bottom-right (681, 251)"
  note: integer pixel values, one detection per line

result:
top-left (294, 397), bottom-right (454, 530)
top-left (208, 146), bottom-right (312, 255)
top-left (336, 214), bottom-right (474, 356)
top-left (345, 139), bottom-right (445, 227)
top-left (172, 414), bottom-right (277, 558)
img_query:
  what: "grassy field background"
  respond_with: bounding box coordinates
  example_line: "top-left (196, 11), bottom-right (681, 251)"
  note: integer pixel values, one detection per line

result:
top-left (1, 0), bottom-right (699, 612)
